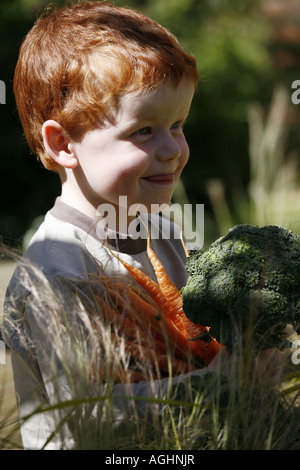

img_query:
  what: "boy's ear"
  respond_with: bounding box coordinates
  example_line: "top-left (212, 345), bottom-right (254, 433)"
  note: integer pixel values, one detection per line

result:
top-left (42, 120), bottom-right (78, 169)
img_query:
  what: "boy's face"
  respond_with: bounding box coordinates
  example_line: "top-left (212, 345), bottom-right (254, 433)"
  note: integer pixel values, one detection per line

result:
top-left (70, 78), bottom-right (195, 221)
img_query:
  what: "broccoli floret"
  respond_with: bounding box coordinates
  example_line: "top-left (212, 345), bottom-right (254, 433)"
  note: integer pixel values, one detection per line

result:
top-left (182, 224), bottom-right (300, 355)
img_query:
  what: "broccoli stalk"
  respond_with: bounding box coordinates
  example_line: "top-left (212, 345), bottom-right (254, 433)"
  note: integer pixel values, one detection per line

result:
top-left (182, 224), bottom-right (300, 356)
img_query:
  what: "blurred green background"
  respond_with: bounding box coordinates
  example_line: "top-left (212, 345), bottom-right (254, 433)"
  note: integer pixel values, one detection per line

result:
top-left (1, 0), bottom-right (300, 249)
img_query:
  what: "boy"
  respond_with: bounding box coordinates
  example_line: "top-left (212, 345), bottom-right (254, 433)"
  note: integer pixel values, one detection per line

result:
top-left (2, 0), bottom-right (204, 450)
top-left (2, 0), bottom-right (282, 450)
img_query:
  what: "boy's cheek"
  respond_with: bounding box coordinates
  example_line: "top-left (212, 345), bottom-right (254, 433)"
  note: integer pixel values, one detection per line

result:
top-left (180, 134), bottom-right (190, 158)
top-left (180, 143), bottom-right (190, 169)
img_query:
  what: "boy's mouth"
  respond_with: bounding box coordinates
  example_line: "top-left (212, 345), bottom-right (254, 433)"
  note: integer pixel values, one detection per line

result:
top-left (142, 174), bottom-right (175, 184)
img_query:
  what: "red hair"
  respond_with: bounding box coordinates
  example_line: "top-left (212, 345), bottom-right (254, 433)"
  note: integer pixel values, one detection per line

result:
top-left (14, 1), bottom-right (199, 170)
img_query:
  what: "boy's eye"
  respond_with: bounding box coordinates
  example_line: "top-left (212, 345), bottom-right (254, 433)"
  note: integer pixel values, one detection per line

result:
top-left (170, 121), bottom-right (183, 130)
top-left (135, 127), bottom-right (151, 136)
top-left (133, 121), bottom-right (183, 137)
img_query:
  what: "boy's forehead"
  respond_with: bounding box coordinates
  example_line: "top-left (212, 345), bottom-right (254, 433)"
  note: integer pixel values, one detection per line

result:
top-left (117, 79), bottom-right (195, 120)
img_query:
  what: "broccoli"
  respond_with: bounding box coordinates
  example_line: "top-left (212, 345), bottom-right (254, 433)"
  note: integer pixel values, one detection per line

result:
top-left (181, 224), bottom-right (300, 355)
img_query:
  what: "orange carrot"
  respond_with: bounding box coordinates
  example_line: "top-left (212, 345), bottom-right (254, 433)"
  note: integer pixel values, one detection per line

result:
top-left (146, 235), bottom-right (182, 308)
top-left (98, 365), bottom-right (146, 384)
top-left (125, 285), bottom-right (205, 361)
top-left (110, 245), bottom-right (191, 340)
top-left (145, 235), bottom-right (222, 365)
top-left (98, 296), bottom-right (167, 354)
top-left (106, 246), bottom-right (170, 313)
top-left (146, 235), bottom-right (187, 331)
top-left (106, 256), bottom-right (212, 364)
top-left (101, 284), bottom-right (202, 364)
top-left (104, 240), bottom-right (221, 366)
top-left (112, 332), bottom-right (197, 377)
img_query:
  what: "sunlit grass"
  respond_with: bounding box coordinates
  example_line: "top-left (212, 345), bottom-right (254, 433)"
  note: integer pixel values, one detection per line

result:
top-left (1, 249), bottom-right (300, 450)
top-left (205, 85), bottom-right (300, 242)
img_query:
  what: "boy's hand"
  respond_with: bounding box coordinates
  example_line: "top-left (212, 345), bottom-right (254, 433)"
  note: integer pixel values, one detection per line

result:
top-left (207, 347), bottom-right (284, 385)
top-left (206, 347), bottom-right (231, 374)
top-left (250, 348), bottom-right (284, 385)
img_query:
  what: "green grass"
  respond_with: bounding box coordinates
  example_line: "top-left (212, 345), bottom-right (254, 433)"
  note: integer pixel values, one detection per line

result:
top-left (204, 85), bottom-right (300, 244)
top-left (1, 254), bottom-right (300, 450)
top-left (3, 352), bottom-right (298, 450)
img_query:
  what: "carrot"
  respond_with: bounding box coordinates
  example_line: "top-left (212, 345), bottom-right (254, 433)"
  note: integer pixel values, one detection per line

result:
top-left (112, 332), bottom-right (197, 377)
top-left (98, 296), bottom-right (167, 354)
top-left (108, 244), bottom-right (191, 341)
top-left (116, 369), bottom-right (146, 383)
top-left (96, 298), bottom-right (179, 381)
top-left (105, 244), bottom-right (170, 314)
top-left (145, 234), bottom-right (222, 364)
top-left (101, 284), bottom-right (201, 363)
top-left (127, 281), bottom-right (165, 312)
top-left (98, 365), bottom-right (146, 384)
top-left (104, 239), bottom-right (221, 366)
top-left (146, 234), bottom-right (182, 307)
top-left (98, 295), bottom-right (202, 377)
top-left (125, 285), bottom-right (205, 361)
top-left (146, 234), bottom-right (187, 331)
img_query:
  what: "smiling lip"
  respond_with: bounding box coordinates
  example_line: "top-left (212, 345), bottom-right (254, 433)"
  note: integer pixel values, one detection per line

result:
top-left (142, 174), bottom-right (175, 184)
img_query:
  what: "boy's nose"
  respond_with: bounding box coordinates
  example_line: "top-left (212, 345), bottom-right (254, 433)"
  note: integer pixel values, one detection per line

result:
top-left (156, 134), bottom-right (181, 161)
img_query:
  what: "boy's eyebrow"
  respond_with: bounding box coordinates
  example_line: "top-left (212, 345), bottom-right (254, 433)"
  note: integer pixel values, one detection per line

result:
top-left (116, 108), bottom-right (190, 134)
top-left (118, 104), bottom-right (192, 126)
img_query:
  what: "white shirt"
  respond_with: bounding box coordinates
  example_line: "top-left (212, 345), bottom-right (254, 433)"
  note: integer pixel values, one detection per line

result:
top-left (2, 198), bottom-right (208, 449)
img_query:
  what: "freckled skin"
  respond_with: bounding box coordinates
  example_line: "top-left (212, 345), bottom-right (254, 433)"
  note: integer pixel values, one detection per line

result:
top-left (66, 79), bottom-right (195, 224)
